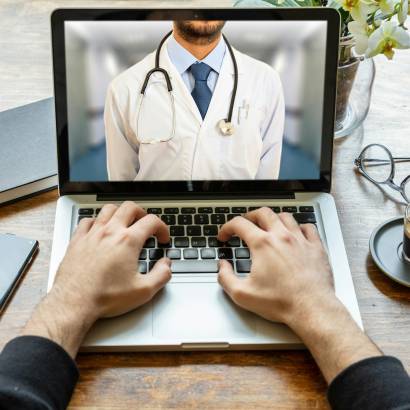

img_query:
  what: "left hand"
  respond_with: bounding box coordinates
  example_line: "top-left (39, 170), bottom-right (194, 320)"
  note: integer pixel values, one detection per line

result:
top-left (23, 201), bottom-right (172, 358)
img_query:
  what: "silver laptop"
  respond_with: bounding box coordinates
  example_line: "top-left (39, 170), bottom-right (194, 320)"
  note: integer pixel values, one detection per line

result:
top-left (48, 8), bottom-right (362, 351)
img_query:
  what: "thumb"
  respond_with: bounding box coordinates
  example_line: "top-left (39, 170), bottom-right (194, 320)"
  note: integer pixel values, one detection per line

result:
top-left (217, 260), bottom-right (241, 300)
top-left (142, 257), bottom-right (172, 296)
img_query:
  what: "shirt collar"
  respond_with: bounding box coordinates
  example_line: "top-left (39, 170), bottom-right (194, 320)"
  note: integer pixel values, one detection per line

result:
top-left (166, 34), bottom-right (226, 75)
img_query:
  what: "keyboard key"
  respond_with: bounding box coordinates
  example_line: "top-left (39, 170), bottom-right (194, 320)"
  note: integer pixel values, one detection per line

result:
top-left (158, 240), bottom-right (172, 248)
top-left (201, 248), bottom-right (216, 259)
top-left (227, 237), bottom-right (241, 247)
top-left (299, 206), bottom-right (314, 213)
top-left (164, 208), bottom-right (179, 214)
top-left (170, 226), bottom-right (185, 236)
top-left (208, 237), bottom-right (219, 247)
top-left (194, 214), bottom-right (209, 224)
top-left (198, 207), bottom-right (213, 213)
top-left (227, 214), bottom-right (240, 221)
top-left (178, 214), bottom-right (193, 225)
top-left (95, 208), bottom-right (102, 215)
top-left (203, 225), bottom-right (218, 236)
top-left (78, 208), bottom-right (94, 215)
top-left (293, 212), bottom-right (317, 224)
top-left (166, 249), bottom-right (181, 259)
top-left (231, 207), bottom-right (246, 213)
top-left (174, 237), bottom-right (189, 248)
top-left (282, 206), bottom-right (297, 213)
top-left (271, 207), bottom-right (281, 213)
top-left (147, 208), bottom-right (162, 214)
top-left (171, 260), bottom-right (218, 273)
top-left (211, 214), bottom-right (226, 224)
top-left (235, 248), bottom-right (250, 259)
top-left (187, 226), bottom-right (201, 236)
top-left (181, 207), bottom-right (196, 214)
top-left (144, 238), bottom-right (155, 248)
top-left (183, 249), bottom-right (199, 259)
top-left (138, 261), bottom-right (147, 274)
top-left (149, 249), bottom-right (164, 260)
top-left (149, 261), bottom-right (156, 271)
top-left (218, 248), bottom-right (233, 259)
top-left (77, 215), bottom-right (91, 223)
top-left (215, 207), bottom-right (229, 213)
top-left (236, 260), bottom-right (252, 273)
top-left (139, 249), bottom-right (147, 260)
top-left (161, 214), bottom-right (176, 225)
top-left (191, 237), bottom-right (206, 247)
top-left (248, 206), bottom-right (260, 211)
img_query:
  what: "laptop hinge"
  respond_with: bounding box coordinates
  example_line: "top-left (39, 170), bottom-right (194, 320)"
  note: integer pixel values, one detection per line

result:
top-left (97, 192), bottom-right (296, 202)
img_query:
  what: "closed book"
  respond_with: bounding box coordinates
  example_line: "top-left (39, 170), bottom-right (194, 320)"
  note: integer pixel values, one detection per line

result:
top-left (0, 98), bottom-right (57, 206)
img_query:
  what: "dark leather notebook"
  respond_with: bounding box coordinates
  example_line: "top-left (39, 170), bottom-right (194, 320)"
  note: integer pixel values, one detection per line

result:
top-left (0, 98), bottom-right (57, 205)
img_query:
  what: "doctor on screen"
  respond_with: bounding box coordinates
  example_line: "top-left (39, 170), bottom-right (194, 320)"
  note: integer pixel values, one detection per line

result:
top-left (104, 20), bottom-right (285, 181)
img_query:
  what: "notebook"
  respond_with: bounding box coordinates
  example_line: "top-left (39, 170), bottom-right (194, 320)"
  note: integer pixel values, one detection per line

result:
top-left (0, 98), bottom-right (57, 206)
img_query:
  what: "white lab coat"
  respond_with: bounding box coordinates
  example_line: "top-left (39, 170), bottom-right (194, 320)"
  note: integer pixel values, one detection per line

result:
top-left (104, 39), bottom-right (285, 181)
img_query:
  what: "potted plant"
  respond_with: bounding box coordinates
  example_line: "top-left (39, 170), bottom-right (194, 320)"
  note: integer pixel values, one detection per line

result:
top-left (235, 0), bottom-right (410, 137)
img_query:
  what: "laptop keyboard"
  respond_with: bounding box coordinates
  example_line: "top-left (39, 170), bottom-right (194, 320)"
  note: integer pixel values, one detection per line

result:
top-left (77, 205), bottom-right (316, 275)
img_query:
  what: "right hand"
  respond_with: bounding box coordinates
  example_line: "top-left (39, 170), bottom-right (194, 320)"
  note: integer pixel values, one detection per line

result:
top-left (217, 207), bottom-right (335, 328)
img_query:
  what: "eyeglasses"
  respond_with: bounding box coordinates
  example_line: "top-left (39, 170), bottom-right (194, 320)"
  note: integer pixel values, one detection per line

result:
top-left (354, 144), bottom-right (410, 203)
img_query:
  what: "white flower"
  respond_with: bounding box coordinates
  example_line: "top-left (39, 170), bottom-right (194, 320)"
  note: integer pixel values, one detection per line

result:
top-left (366, 20), bottom-right (410, 59)
top-left (349, 20), bottom-right (372, 54)
top-left (378, 0), bottom-right (398, 13)
top-left (398, 0), bottom-right (409, 25)
top-left (339, 0), bottom-right (371, 22)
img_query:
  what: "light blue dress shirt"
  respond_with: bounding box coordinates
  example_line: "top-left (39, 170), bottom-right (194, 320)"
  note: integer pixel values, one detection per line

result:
top-left (167, 35), bottom-right (226, 94)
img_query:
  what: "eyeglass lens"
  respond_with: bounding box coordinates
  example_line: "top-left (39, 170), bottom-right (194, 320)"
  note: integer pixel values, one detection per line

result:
top-left (361, 145), bottom-right (393, 183)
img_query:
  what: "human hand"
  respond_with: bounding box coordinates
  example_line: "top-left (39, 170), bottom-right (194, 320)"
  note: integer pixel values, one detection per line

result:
top-left (217, 207), bottom-right (381, 383)
top-left (54, 201), bottom-right (171, 319)
top-left (23, 201), bottom-right (171, 357)
top-left (217, 207), bottom-right (334, 327)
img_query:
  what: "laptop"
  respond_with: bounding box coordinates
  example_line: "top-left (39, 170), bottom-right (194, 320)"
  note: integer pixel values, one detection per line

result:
top-left (48, 8), bottom-right (362, 351)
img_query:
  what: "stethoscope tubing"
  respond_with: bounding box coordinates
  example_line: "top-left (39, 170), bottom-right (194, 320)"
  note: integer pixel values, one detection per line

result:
top-left (140, 29), bottom-right (238, 126)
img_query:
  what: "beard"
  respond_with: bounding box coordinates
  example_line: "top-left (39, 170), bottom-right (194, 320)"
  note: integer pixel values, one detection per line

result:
top-left (174, 20), bottom-right (226, 45)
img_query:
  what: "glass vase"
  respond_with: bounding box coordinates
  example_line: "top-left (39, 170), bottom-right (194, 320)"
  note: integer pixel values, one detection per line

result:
top-left (335, 36), bottom-right (376, 138)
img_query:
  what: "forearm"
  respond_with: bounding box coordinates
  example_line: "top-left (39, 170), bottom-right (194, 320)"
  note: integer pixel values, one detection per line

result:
top-left (22, 285), bottom-right (97, 359)
top-left (288, 296), bottom-right (382, 384)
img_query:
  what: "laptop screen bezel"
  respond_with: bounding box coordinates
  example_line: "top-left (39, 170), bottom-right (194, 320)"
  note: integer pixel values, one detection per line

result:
top-left (51, 8), bottom-right (340, 197)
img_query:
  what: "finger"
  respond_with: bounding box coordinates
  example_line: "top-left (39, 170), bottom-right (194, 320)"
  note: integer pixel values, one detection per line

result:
top-left (218, 216), bottom-right (263, 244)
top-left (71, 217), bottom-right (94, 241)
top-left (139, 257), bottom-right (172, 296)
top-left (109, 201), bottom-right (146, 228)
top-left (300, 223), bottom-right (321, 242)
top-left (93, 204), bottom-right (118, 226)
top-left (244, 207), bottom-right (282, 232)
top-left (129, 214), bottom-right (170, 246)
top-left (217, 260), bottom-right (245, 301)
top-left (278, 212), bottom-right (303, 236)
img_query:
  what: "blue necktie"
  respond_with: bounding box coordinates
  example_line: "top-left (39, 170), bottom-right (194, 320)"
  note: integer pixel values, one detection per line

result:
top-left (190, 62), bottom-right (212, 119)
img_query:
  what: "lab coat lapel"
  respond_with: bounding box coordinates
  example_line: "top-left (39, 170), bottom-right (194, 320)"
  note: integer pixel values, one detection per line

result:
top-left (204, 48), bottom-right (244, 128)
top-left (162, 45), bottom-right (203, 125)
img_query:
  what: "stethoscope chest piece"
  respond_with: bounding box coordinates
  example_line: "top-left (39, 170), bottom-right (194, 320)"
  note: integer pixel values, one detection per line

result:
top-left (218, 119), bottom-right (235, 136)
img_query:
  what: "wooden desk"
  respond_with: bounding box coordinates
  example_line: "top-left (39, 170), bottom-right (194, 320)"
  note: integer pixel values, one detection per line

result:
top-left (1, 1), bottom-right (410, 408)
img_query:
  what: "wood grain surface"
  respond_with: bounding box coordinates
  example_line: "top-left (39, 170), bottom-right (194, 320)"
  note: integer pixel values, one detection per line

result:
top-left (1, 1), bottom-right (410, 409)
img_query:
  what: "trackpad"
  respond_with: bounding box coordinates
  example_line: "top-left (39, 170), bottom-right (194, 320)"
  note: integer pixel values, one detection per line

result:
top-left (153, 282), bottom-right (257, 340)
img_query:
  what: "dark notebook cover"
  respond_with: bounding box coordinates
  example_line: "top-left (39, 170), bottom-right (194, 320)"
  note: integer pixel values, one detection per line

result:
top-left (0, 98), bottom-right (57, 201)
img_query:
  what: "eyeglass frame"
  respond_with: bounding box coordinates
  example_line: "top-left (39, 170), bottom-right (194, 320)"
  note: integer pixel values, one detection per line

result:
top-left (354, 143), bottom-right (410, 203)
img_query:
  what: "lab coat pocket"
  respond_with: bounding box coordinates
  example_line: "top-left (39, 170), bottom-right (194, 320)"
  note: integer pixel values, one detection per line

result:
top-left (221, 107), bottom-right (263, 179)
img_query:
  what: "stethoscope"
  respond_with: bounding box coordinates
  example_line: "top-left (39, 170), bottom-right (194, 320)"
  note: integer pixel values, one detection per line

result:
top-left (137, 30), bottom-right (238, 143)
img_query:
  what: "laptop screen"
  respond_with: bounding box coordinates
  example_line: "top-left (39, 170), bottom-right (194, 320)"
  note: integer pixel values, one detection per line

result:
top-left (64, 19), bottom-right (328, 183)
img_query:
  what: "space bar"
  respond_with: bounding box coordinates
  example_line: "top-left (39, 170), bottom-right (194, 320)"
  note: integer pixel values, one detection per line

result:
top-left (171, 260), bottom-right (219, 273)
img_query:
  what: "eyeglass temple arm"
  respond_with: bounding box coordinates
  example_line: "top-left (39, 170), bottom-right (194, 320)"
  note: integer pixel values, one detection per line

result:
top-left (392, 157), bottom-right (410, 163)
